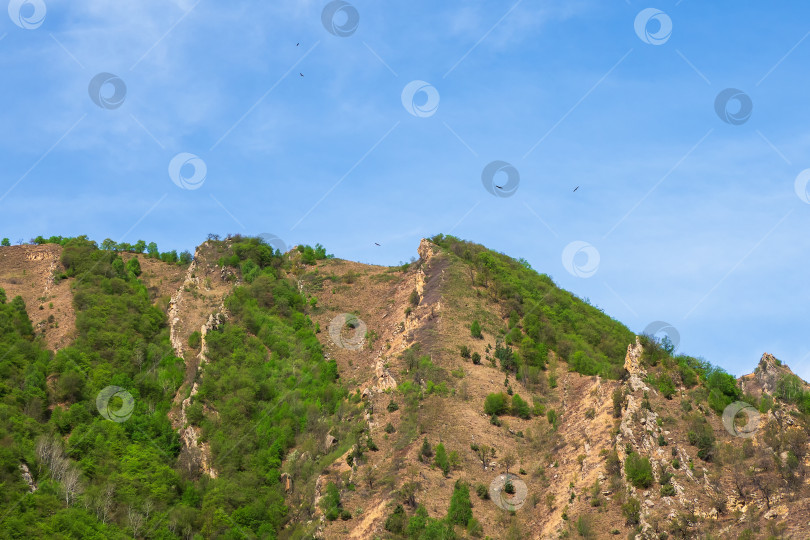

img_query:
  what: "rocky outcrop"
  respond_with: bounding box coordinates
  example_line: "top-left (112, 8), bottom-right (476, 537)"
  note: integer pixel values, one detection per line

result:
top-left (740, 352), bottom-right (809, 400)
top-left (624, 337), bottom-right (649, 393)
top-left (751, 353), bottom-right (783, 395)
top-left (280, 472), bottom-right (294, 493)
top-left (19, 463), bottom-right (37, 493)
top-left (167, 242), bottom-right (232, 480)
top-left (174, 311), bottom-right (224, 479)
top-left (417, 238), bottom-right (437, 262)
top-left (624, 336), bottom-right (645, 377)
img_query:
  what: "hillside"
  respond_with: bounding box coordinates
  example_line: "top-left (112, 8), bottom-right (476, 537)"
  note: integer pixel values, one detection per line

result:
top-left (0, 235), bottom-right (808, 539)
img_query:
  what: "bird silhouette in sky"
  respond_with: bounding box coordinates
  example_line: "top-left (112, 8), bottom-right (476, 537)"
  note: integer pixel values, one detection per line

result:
top-left (296, 43), bottom-right (299, 46)
top-left (495, 185), bottom-right (504, 189)
top-left (573, 186), bottom-right (579, 192)
top-left (374, 243), bottom-right (381, 246)
top-left (299, 73), bottom-right (304, 77)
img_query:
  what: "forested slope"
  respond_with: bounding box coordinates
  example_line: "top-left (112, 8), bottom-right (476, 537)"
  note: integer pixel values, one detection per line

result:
top-left (0, 236), bottom-right (360, 538)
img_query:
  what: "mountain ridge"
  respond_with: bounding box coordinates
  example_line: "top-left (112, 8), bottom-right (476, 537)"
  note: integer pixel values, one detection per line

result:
top-left (0, 235), bottom-right (808, 539)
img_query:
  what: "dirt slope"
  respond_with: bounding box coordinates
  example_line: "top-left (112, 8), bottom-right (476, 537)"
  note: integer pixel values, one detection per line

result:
top-left (0, 244), bottom-right (75, 350)
top-left (297, 240), bottom-right (628, 539)
top-left (293, 239), bottom-right (810, 539)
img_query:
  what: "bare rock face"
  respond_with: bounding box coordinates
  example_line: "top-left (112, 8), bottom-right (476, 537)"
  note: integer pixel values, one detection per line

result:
top-left (624, 336), bottom-right (645, 376)
top-left (624, 337), bottom-right (649, 393)
top-left (280, 472), bottom-right (294, 493)
top-left (417, 238), bottom-right (436, 262)
top-left (752, 353), bottom-right (784, 395)
top-left (19, 463), bottom-right (37, 493)
top-left (740, 352), bottom-right (809, 399)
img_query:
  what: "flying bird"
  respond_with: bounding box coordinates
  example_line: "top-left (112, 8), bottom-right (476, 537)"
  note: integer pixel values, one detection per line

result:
top-left (573, 186), bottom-right (579, 192)
top-left (495, 185), bottom-right (504, 189)
top-left (296, 43), bottom-right (300, 46)
top-left (374, 243), bottom-right (381, 246)
top-left (299, 73), bottom-right (304, 77)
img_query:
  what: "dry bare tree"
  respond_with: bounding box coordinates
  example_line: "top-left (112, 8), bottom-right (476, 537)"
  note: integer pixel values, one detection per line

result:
top-left (128, 505), bottom-right (145, 538)
top-left (62, 466), bottom-right (82, 506)
top-left (502, 453), bottom-right (517, 477)
top-left (476, 445), bottom-right (491, 470)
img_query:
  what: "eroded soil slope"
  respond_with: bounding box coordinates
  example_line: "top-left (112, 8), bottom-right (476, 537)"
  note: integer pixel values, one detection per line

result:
top-left (0, 244), bottom-right (75, 350)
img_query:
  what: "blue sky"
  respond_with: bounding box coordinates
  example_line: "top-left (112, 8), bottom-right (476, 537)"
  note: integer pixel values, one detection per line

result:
top-left (2, 0), bottom-right (809, 380)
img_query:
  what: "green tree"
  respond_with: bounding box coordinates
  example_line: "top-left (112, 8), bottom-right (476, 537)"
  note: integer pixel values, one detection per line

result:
top-left (484, 392), bottom-right (509, 416)
top-left (612, 388), bottom-right (624, 418)
top-left (188, 331), bottom-right (202, 349)
top-left (622, 497), bottom-right (640, 525)
top-left (687, 416), bottom-right (716, 461)
top-left (446, 480), bottom-right (472, 525)
top-left (1, 237), bottom-right (10, 246)
top-left (547, 408), bottom-right (558, 428)
top-left (384, 504), bottom-right (407, 533)
top-left (420, 438), bottom-right (433, 461)
top-left (511, 394), bottom-right (531, 419)
top-left (320, 482), bottom-right (343, 521)
top-left (160, 250), bottom-right (179, 264)
top-left (146, 242), bottom-right (159, 258)
top-left (133, 239), bottom-right (146, 253)
top-left (624, 453), bottom-right (653, 488)
top-left (495, 341), bottom-right (517, 372)
top-left (657, 374), bottom-right (675, 399)
top-left (434, 443), bottom-right (450, 476)
top-left (470, 320), bottom-right (482, 339)
top-left (125, 257), bottom-right (142, 277)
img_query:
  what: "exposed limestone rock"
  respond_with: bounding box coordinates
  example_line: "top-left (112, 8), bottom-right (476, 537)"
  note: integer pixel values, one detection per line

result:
top-left (374, 360), bottom-right (397, 391)
top-left (280, 472), bottom-right (293, 493)
top-left (624, 337), bottom-right (649, 392)
top-left (168, 259), bottom-right (199, 358)
top-left (417, 238), bottom-right (436, 262)
top-left (624, 336), bottom-right (645, 375)
top-left (763, 504), bottom-right (788, 520)
top-left (749, 353), bottom-right (782, 395)
top-left (19, 463), bottom-right (36, 493)
top-left (168, 247), bottom-right (228, 480)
